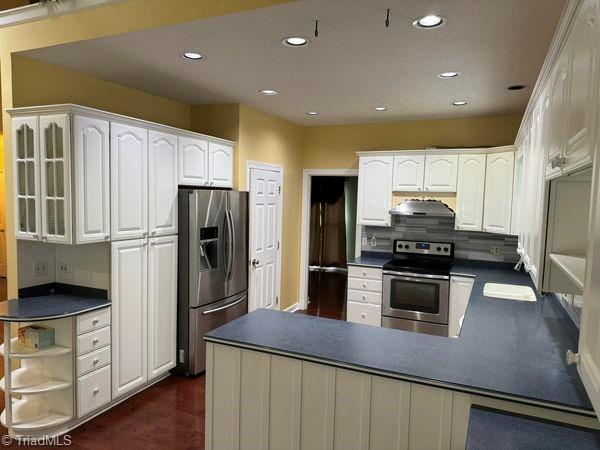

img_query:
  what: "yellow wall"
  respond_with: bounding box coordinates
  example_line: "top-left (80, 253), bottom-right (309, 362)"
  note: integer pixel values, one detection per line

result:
top-left (302, 115), bottom-right (522, 169)
top-left (12, 56), bottom-right (191, 129)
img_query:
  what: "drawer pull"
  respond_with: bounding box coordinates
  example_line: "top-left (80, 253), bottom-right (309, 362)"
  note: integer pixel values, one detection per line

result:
top-left (362, 271), bottom-right (367, 276)
top-left (362, 295), bottom-right (366, 300)
top-left (93, 387), bottom-right (100, 395)
top-left (362, 283), bottom-right (367, 288)
top-left (361, 313), bottom-right (366, 318)
top-left (93, 358), bottom-right (100, 365)
top-left (92, 338), bottom-right (100, 345)
top-left (92, 319), bottom-right (99, 325)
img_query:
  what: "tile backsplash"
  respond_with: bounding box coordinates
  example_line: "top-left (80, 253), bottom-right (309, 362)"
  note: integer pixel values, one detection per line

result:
top-left (362, 215), bottom-right (519, 263)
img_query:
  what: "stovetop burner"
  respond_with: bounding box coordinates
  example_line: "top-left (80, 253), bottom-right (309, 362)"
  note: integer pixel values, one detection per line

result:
top-left (383, 239), bottom-right (454, 277)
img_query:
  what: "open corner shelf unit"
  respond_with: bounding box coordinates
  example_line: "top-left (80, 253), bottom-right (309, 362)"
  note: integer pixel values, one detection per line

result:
top-left (548, 253), bottom-right (586, 292)
top-left (1, 317), bottom-right (74, 437)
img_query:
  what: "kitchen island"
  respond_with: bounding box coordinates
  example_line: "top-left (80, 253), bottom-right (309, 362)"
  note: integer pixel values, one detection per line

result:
top-left (204, 263), bottom-right (599, 449)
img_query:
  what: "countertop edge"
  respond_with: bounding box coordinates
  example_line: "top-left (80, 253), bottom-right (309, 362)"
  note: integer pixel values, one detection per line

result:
top-left (0, 302), bottom-right (110, 322)
top-left (204, 335), bottom-right (595, 417)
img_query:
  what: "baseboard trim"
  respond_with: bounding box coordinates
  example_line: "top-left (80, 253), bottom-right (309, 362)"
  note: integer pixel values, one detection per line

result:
top-left (284, 302), bottom-right (300, 313)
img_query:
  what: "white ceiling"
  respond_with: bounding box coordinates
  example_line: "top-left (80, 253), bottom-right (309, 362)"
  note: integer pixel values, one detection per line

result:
top-left (23, 0), bottom-right (566, 125)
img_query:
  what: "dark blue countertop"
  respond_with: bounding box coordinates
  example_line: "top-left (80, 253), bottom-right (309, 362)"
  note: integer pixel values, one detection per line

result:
top-left (347, 252), bottom-right (391, 268)
top-left (466, 407), bottom-right (600, 449)
top-left (206, 260), bottom-right (593, 413)
top-left (0, 295), bottom-right (110, 322)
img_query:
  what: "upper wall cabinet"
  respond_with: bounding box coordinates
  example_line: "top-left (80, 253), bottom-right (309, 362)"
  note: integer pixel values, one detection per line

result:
top-left (9, 105), bottom-right (236, 244)
top-left (455, 154), bottom-right (486, 231)
top-left (357, 156), bottom-right (393, 226)
top-left (483, 151), bottom-right (515, 234)
top-left (392, 155), bottom-right (425, 192)
top-left (73, 115), bottom-right (110, 244)
top-left (111, 122), bottom-right (149, 241)
top-left (424, 155), bottom-right (458, 192)
top-left (208, 142), bottom-right (234, 188)
top-left (148, 130), bottom-right (178, 237)
top-left (178, 136), bottom-right (209, 187)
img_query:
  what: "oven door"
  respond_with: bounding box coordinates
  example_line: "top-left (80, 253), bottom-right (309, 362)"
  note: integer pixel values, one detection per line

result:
top-left (382, 272), bottom-right (449, 324)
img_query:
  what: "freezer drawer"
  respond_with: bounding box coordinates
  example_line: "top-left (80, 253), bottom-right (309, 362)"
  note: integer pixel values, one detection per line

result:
top-left (186, 291), bottom-right (247, 375)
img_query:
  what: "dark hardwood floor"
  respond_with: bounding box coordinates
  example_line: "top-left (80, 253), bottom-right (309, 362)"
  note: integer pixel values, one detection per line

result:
top-left (297, 271), bottom-right (347, 320)
top-left (0, 374), bottom-right (206, 449)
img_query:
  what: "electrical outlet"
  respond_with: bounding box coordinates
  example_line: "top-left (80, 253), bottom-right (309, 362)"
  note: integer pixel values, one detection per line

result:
top-left (489, 246), bottom-right (501, 257)
top-left (361, 236), bottom-right (368, 246)
top-left (370, 236), bottom-right (377, 247)
top-left (59, 263), bottom-right (71, 274)
top-left (33, 261), bottom-right (48, 277)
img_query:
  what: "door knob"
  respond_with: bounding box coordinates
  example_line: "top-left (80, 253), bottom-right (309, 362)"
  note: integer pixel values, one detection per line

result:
top-left (251, 258), bottom-right (260, 267)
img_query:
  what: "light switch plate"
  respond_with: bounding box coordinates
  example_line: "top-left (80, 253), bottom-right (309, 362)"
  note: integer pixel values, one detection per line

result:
top-left (33, 261), bottom-right (48, 277)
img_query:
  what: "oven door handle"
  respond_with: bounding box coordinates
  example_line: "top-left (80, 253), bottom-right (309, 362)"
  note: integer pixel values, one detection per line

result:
top-left (383, 270), bottom-right (449, 280)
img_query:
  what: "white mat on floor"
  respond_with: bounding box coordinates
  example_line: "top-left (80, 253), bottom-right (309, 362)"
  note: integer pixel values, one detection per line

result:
top-left (483, 283), bottom-right (537, 302)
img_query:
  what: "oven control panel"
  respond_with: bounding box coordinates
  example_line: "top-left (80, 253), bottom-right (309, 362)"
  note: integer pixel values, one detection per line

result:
top-left (393, 240), bottom-right (453, 256)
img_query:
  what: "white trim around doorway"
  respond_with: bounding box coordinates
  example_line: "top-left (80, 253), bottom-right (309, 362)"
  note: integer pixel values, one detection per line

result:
top-left (299, 168), bottom-right (360, 311)
top-left (246, 161), bottom-right (284, 311)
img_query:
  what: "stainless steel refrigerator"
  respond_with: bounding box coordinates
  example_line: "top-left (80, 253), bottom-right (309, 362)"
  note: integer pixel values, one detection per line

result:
top-left (177, 188), bottom-right (248, 375)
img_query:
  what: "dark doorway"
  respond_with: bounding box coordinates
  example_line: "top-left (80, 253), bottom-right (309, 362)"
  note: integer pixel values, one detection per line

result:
top-left (298, 176), bottom-right (358, 320)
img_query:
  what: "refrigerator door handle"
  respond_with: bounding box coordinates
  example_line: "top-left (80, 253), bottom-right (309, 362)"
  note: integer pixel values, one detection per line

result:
top-left (227, 209), bottom-right (236, 280)
top-left (202, 296), bottom-right (246, 315)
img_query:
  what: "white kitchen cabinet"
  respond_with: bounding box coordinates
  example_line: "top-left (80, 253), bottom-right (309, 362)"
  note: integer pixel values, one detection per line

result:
top-left (562, 0), bottom-right (598, 175)
top-left (448, 276), bottom-right (475, 338)
top-left (545, 59), bottom-right (569, 179)
top-left (392, 155), bottom-right (425, 192)
top-left (13, 116), bottom-right (41, 241)
top-left (178, 136), bottom-right (209, 186)
top-left (208, 142), bottom-right (233, 188)
top-left (73, 115), bottom-right (110, 244)
top-left (455, 154), bottom-right (486, 231)
top-left (357, 156), bottom-right (393, 226)
top-left (147, 235), bottom-right (178, 380)
top-left (424, 155), bottom-right (458, 192)
top-left (333, 369), bottom-right (372, 450)
top-left (111, 239), bottom-right (148, 398)
top-left (39, 114), bottom-right (72, 244)
top-left (148, 130), bottom-right (178, 237)
top-left (483, 151), bottom-right (514, 235)
top-left (408, 384), bottom-right (453, 450)
top-left (110, 122), bottom-right (148, 241)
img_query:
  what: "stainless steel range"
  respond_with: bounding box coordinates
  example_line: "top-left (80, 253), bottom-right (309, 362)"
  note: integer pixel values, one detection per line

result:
top-left (382, 239), bottom-right (454, 336)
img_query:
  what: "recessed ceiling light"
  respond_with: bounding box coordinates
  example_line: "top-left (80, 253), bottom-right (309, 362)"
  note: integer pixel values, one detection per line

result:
top-left (260, 89), bottom-right (278, 96)
top-left (507, 84), bottom-right (527, 91)
top-left (452, 101), bottom-right (467, 106)
top-left (181, 52), bottom-right (203, 60)
top-left (412, 15), bottom-right (446, 29)
top-left (306, 111), bottom-right (318, 116)
top-left (372, 106), bottom-right (387, 112)
top-left (438, 71), bottom-right (460, 79)
top-left (282, 36), bottom-right (309, 47)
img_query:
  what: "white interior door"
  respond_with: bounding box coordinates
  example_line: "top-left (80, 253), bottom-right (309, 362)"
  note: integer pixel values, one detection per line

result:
top-left (249, 166), bottom-right (281, 312)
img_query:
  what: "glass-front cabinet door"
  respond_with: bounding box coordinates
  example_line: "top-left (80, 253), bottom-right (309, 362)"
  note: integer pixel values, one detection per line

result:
top-left (39, 114), bottom-right (72, 243)
top-left (13, 116), bottom-right (41, 240)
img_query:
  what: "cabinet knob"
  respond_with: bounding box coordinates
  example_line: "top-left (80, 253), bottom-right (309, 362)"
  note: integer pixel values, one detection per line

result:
top-left (362, 283), bottom-right (367, 288)
top-left (143, 231), bottom-right (148, 237)
top-left (361, 313), bottom-right (366, 318)
top-left (92, 338), bottom-right (99, 344)
top-left (41, 236), bottom-right (47, 242)
top-left (32, 234), bottom-right (39, 240)
top-left (362, 295), bottom-right (366, 300)
top-left (93, 358), bottom-right (99, 364)
top-left (92, 318), bottom-right (99, 325)
top-left (104, 234), bottom-right (110, 240)
top-left (151, 230), bottom-right (156, 236)
top-left (93, 387), bottom-right (100, 395)
top-left (362, 271), bottom-right (367, 276)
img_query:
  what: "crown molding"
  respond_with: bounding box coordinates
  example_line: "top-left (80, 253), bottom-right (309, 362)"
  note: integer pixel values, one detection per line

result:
top-left (0, 0), bottom-right (127, 29)
top-left (514, 0), bottom-right (582, 146)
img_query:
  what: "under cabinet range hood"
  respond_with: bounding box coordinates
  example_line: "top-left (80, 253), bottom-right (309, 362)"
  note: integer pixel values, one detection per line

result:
top-left (390, 199), bottom-right (455, 218)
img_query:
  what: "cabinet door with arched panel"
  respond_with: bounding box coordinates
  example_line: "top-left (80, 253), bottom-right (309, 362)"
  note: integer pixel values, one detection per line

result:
top-left (208, 142), bottom-right (233, 188)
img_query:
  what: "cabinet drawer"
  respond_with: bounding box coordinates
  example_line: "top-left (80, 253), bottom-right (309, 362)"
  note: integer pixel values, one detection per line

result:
top-left (76, 308), bottom-right (110, 335)
top-left (347, 289), bottom-right (382, 305)
top-left (348, 277), bottom-right (382, 293)
top-left (77, 346), bottom-right (111, 377)
top-left (77, 326), bottom-right (110, 356)
top-left (347, 265), bottom-right (382, 281)
top-left (347, 301), bottom-right (381, 327)
top-left (77, 365), bottom-right (111, 418)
